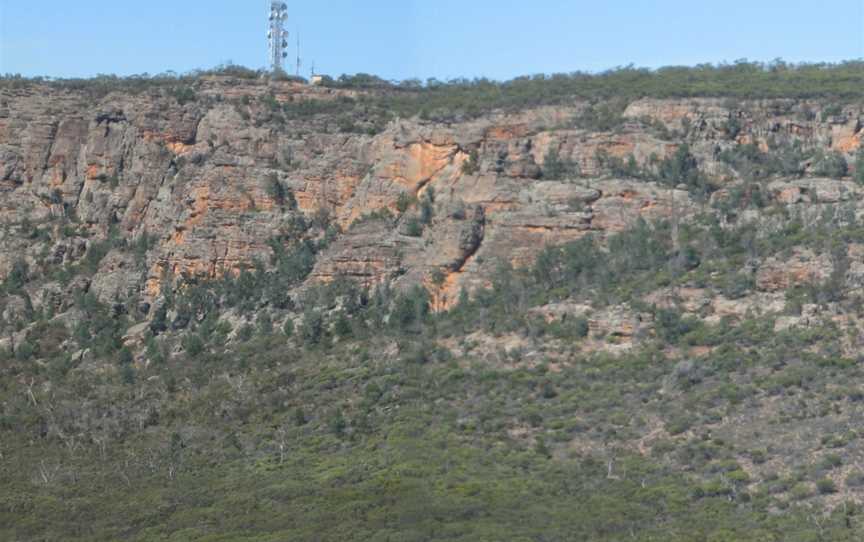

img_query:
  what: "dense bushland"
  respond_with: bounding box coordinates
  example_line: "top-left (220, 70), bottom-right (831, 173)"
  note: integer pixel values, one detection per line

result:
top-left (4, 181), bottom-right (864, 539)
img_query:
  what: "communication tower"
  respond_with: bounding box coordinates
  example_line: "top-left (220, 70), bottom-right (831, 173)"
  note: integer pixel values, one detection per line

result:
top-left (267, 2), bottom-right (289, 73)
top-left (296, 32), bottom-right (302, 77)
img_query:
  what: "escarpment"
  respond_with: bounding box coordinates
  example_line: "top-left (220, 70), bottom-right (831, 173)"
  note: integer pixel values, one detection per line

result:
top-left (0, 77), bottom-right (861, 320)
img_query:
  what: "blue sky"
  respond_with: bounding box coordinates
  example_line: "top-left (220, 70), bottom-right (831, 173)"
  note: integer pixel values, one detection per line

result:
top-left (1, 0), bottom-right (862, 80)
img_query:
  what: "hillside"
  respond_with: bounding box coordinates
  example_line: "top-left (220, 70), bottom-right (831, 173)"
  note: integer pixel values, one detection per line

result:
top-left (2, 65), bottom-right (864, 540)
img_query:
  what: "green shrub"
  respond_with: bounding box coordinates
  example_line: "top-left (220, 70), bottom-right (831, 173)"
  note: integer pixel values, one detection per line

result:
top-left (853, 149), bottom-right (864, 184)
top-left (120, 364), bottom-right (136, 385)
top-left (182, 334), bottom-right (205, 357)
top-left (461, 149), bottom-right (480, 175)
top-left (257, 313), bottom-right (274, 335)
top-left (574, 101), bottom-right (627, 132)
top-left (300, 310), bottom-right (324, 346)
top-left (3, 260), bottom-right (29, 291)
top-left (169, 86), bottom-right (196, 105)
top-left (237, 324), bottom-right (255, 343)
top-left (419, 189), bottom-right (435, 225)
top-left (816, 478), bottom-right (837, 495)
top-left (790, 482), bottom-right (815, 500)
top-left (821, 103), bottom-right (844, 120)
top-left (819, 453), bottom-right (843, 471)
top-left (845, 472), bottom-right (864, 488)
top-left (542, 148), bottom-right (580, 180)
top-left (405, 218), bottom-right (423, 237)
top-left (655, 307), bottom-right (702, 344)
top-left (812, 151), bottom-right (848, 178)
top-left (391, 286), bottom-right (430, 330)
top-left (329, 408), bottom-right (346, 437)
top-left (396, 192), bottom-right (413, 213)
top-left (118, 347), bottom-right (134, 365)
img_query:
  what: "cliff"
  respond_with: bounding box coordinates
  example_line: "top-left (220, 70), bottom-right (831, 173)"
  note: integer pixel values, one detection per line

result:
top-left (1, 76), bottom-right (860, 319)
top-left (6, 71), bottom-right (864, 539)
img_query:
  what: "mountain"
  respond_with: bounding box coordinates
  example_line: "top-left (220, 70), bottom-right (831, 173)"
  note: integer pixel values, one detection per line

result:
top-left (2, 65), bottom-right (864, 540)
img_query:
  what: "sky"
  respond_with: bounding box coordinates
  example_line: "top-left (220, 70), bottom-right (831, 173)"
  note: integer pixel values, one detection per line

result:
top-left (0, 0), bottom-right (862, 81)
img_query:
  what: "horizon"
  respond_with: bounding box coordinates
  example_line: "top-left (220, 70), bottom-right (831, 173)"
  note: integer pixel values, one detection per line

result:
top-left (4, 58), bottom-right (864, 85)
top-left (1, 0), bottom-right (862, 81)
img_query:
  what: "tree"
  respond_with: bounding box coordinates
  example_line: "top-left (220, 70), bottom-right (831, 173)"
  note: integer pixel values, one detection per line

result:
top-left (118, 347), bottom-right (134, 365)
top-left (854, 149), bottom-right (864, 184)
top-left (300, 310), bottom-right (324, 346)
top-left (3, 260), bottom-right (29, 291)
top-left (658, 144), bottom-right (699, 187)
top-left (396, 192), bottom-right (413, 214)
top-left (333, 312), bottom-right (352, 338)
top-left (461, 149), bottom-right (480, 175)
top-left (120, 364), bottom-right (136, 385)
top-left (265, 174), bottom-right (289, 208)
top-left (405, 218), bottom-right (423, 237)
top-left (420, 194), bottom-right (434, 225)
top-left (543, 148), bottom-right (579, 180)
top-left (257, 313), bottom-right (274, 335)
top-left (283, 319), bottom-right (295, 338)
top-left (329, 408), bottom-right (346, 437)
top-left (813, 151), bottom-right (848, 179)
top-left (150, 304), bottom-right (168, 335)
top-left (391, 286), bottom-right (430, 330)
top-left (182, 334), bottom-right (205, 358)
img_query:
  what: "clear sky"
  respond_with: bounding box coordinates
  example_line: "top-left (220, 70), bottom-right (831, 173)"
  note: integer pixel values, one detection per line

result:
top-left (1, 0), bottom-right (862, 81)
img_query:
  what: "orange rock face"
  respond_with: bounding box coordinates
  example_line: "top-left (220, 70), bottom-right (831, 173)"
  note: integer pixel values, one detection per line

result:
top-left (756, 250), bottom-right (831, 292)
top-left (0, 81), bottom-right (861, 309)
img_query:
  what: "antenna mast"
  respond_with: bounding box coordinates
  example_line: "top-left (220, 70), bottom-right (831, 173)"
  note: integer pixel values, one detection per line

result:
top-left (267, 2), bottom-right (289, 73)
top-left (296, 32), bottom-right (302, 78)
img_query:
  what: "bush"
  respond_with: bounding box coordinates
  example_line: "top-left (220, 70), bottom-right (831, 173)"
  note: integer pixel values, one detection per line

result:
top-left (845, 472), bottom-right (864, 488)
top-left (391, 286), bottom-right (430, 330)
top-left (14, 340), bottom-right (36, 361)
top-left (396, 192), bottom-right (413, 214)
top-left (854, 149), bottom-right (864, 184)
top-left (816, 478), bottom-right (837, 495)
top-left (821, 103), bottom-right (844, 120)
top-left (721, 272), bottom-right (755, 300)
top-left (812, 151), bottom-right (848, 179)
top-left (405, 218), bottom-right (423, 237)
top-left (118, 347), bottom-right (134, 365)
top-left (149, 305), bottom-right (168, 335)
top-left (573, 316), bottom-right (590, 339)
top-left (5, 260), bottom-right (29, 291)
top-left (329, 409), bottom-right (346, 437)
top-left (819, 453), bottom-right (843, 471)
top-left (542, 148), bottom-right (580, 180)
top-left (655, 307), bottom-right (702, 344)
top-left (182, 334), bottom-right (205, 357)
top-left (120, 364), bottom-right (136, 385)
top-left (257, 313), bottom-right (274, 335)
top-left (237, 324), bottom-right (255, 343)
top-left (575, 101), bottom-right (626, 132)
top-left (333, 312), bottom-right (352, 338)
top-left (169, 86), bottom-right (196, 105)
top-left (419, 190), bottom-right (435, 225)
top-left (300, 310), bottom-right (324, 346)
top-left (790, 482), bottom-right (815, 500)
top-left (461, 149), bottom-right (480, 175)
top-left (265, 175), bottom-right (289, 207)
top-left (657, 144), bottom-right (701, 188)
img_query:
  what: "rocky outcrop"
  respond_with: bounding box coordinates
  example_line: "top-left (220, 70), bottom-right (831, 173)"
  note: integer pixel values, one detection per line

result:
top-left (1, 79), bottom-right (862, 317)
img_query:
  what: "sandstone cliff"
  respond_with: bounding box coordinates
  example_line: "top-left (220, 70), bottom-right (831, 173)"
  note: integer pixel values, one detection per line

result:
top-left (0, 76), bottom-right (861, 327)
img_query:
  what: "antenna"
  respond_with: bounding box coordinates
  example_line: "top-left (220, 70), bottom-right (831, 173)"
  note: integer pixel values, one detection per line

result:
top-left (296, 32), bottom-right (302, 78)
top-left (267, 2), bottom-right (289, 73)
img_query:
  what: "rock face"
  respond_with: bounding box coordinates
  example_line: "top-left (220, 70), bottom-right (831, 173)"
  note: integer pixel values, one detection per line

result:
top-left (0, 78), bottom-right (862, 312)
